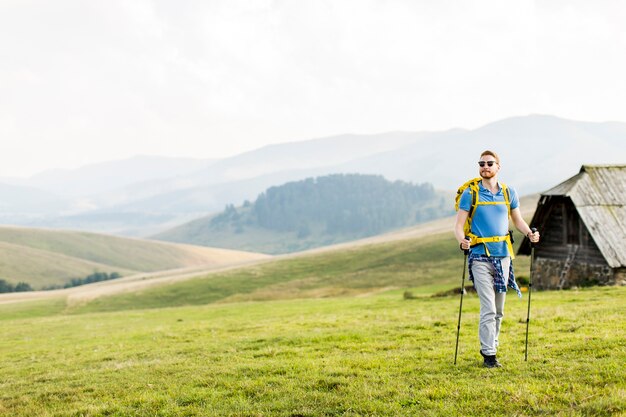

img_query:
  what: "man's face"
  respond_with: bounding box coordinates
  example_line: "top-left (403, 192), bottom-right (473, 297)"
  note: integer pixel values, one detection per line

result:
top-left (478, 156), bottom-right (499, 179)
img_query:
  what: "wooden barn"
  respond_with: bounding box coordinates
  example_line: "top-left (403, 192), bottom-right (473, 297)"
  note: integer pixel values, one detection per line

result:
top-left (518, 165), bottom-right (626, 290)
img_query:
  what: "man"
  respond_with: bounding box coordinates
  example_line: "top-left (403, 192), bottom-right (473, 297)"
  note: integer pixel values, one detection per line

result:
top-left (454, 150), bottom-right (540, 368)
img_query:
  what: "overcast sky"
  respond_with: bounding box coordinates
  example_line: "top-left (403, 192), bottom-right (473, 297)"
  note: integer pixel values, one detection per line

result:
top-left (1, 0), bottom-right (625, 177)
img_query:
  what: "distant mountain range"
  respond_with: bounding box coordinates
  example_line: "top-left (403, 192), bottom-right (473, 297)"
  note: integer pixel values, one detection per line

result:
top-left (1, 115), bottom-right (624, 236)
top-left (155, 174), bottom-right (449, 254)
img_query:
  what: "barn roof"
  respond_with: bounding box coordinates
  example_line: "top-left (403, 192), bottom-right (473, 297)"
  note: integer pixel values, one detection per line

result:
top-left (518, 165), bottom-right (626, 268)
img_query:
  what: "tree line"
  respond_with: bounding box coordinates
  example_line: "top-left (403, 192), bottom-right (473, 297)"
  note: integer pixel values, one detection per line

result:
top-left (0, 272), bottom-right (123, 293)
top-left (211, 174), bottom-right (448, 238)
top-left (43, 272), bottom-right (122, 290)
top-left (0, 279), bottom-right (33, 293)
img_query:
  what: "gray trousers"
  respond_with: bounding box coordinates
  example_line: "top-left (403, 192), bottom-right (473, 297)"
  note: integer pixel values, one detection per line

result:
top-left (471, 257), bottom-right (511, 356)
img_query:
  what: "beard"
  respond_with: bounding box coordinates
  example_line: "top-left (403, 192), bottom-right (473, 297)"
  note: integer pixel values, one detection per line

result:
top-left (480, 170), bottom-right (497, 179)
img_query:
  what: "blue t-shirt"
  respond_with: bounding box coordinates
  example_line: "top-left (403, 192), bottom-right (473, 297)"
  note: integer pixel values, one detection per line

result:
top-left (459, 181), bottom-right (519, 257)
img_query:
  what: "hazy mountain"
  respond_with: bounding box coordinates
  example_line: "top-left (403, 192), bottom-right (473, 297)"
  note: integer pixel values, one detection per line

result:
top-left (0, 182), bottom-right (70, 221)
top-left (182, 132), bottom-right (428, 185)
top-left (92, 132), bottom-right (427, 201)
top-left (2, 133), bottom-right (428, 234)
top-left (333, 115), bottom-right (626, 195)
top-left (23, 167), bottom-right (355, 236)
top-left (2, 115), bottom-right (625, 237)
top-left (6, 155), bottom-right (217, 198)
top-left (45, 133), bottom-right (423, 213)
top-left (141, 114), bottom-right (625, 218)
top-left (23, 211), bottom-right (186, 237)
top-left (147, 114), bottom-right (624, 210)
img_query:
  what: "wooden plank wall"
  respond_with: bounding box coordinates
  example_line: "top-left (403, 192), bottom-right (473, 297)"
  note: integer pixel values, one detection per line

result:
top-left (535, 196), bottom-right (606, 265)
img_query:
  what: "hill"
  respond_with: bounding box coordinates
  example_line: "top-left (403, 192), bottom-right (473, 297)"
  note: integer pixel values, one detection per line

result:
top-left (0, 226), bottom-right (269, 290)
top-left (154, 174), bottom-right (450, 254)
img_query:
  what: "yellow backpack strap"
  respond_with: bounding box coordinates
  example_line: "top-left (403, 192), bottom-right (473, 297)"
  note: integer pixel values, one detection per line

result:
top-left (455, 178), bottom-right (481, 211)
top-left (464, 181), bottom-right (480, 236)
top-left (502, 183), bottom-right (514, 258)
top-left (501, 182), bottom-right (511, 217)
top-left (467, 182), bottom-right (479, 218)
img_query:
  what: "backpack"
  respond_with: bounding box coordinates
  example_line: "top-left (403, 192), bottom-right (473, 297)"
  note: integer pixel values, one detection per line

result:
top-left (455, 177), bottom-right (515, 258)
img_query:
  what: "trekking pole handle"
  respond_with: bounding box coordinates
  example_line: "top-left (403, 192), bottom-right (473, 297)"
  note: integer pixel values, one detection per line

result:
top-left (460, 236), bottom-right (469, 255)
top-left (530, 227), bottom-right (538, 248)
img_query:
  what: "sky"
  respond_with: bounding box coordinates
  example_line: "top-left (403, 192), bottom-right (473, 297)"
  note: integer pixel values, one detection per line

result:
top-left (1, 0), bottom-right (625, 177)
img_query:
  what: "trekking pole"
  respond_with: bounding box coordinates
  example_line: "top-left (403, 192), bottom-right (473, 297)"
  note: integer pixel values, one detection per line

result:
top-left (454, 237), bottom-right (469, 365)
top-left (524, 227), bottom-right (538, 362)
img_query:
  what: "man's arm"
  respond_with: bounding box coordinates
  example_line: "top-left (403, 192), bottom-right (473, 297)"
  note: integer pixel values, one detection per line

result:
top-left (510, 207), bottom-right (540, 243)
top-left (455, 209), bottom-right (471, 250)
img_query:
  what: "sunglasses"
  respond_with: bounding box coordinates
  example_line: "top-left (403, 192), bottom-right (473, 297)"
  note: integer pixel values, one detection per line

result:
top-left (478, 161), bottom-right (497, 167)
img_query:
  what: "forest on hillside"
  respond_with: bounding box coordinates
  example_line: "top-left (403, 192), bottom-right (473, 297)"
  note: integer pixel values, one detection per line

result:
top-left (210, 174), bottom-right (447, 237)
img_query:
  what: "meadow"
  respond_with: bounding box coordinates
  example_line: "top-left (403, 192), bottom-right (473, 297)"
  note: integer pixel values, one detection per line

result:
top-left (1, 223), bottom-right (624, 416)
top-left (1, 285), bottom-right (624, 416)
top-left (64, 232), bottom-right (529, 315)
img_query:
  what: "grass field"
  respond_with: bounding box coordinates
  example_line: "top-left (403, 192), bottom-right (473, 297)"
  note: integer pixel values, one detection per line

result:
top-left (65, 231), bottom-right (529, 314)
top-left (1, 286), bottom-right (624, 416)
top-left (1, 210), bottom-right (623, 416)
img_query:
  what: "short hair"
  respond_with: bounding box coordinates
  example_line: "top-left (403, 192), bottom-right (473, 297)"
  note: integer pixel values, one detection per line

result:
top-left (480, 150), bottom-right (500, 164)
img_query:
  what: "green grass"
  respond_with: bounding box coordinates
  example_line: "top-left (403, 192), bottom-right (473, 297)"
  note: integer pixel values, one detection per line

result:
top-left (2, 210), bottom-right (621, 416)
top-left (71, 231), bottom-right (530, 314)
top-left (1, 286), bottom-right (624, 416)
top-left (70, 232), bottom-right (458, 313)
top-left (0, 297), bottom-right (67, 321)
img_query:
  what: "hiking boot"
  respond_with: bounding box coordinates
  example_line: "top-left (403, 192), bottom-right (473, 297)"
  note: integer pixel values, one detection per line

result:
top-left (480, 350), bottom-right (502, 368)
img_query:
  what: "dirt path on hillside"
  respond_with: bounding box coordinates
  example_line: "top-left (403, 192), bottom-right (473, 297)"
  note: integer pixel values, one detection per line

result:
top-left (0, 257), bottom-right (273, 306)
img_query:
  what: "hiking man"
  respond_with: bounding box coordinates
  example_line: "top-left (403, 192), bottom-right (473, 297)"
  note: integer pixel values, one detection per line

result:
top-left (454, 150), bottom-right (540, 368)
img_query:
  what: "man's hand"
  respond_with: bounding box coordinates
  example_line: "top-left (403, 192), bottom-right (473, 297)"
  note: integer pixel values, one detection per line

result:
top-left (459, 237), bottom-right (471, 251)
top-left (527, 229), bottom-right (540, 244)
